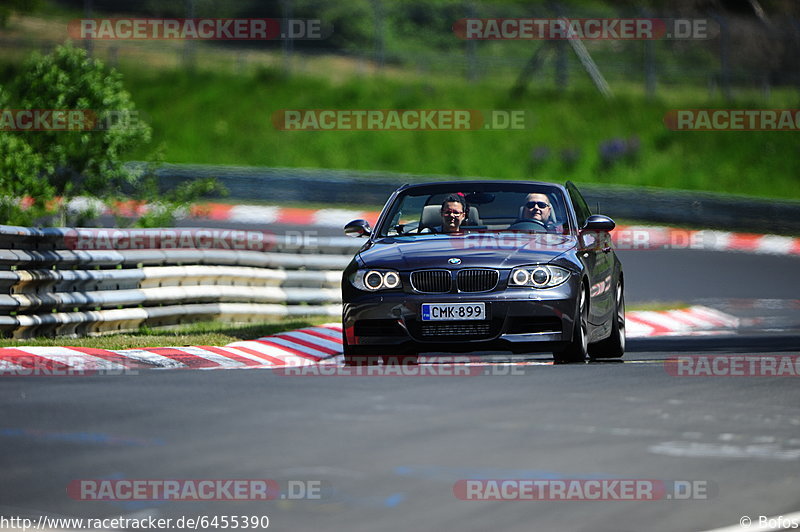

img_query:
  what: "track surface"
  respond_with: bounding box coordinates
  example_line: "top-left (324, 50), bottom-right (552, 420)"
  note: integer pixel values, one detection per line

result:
top-left (2, 221), bottom-right (799, 532)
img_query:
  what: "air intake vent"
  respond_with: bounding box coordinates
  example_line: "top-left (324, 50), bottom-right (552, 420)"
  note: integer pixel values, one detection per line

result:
top-left (457, 269), bottom-right (499, 292)
top-left (420, 322), bottom-right (492, 337)
top-left (410, 270), bottom-right (451, 293)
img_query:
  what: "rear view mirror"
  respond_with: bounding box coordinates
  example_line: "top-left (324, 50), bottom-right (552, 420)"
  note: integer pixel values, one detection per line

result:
top-left (465, 192), bottom-right (495, 205)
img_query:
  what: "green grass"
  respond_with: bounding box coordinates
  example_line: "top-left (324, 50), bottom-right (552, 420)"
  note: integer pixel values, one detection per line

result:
top-left (0, 318), bottom-right (334, 349)
top-left (2, 9), bottom-right (800, 202)
top-left (110, 68), bottom-right (800, 201)
top-left (0, 305), bottom-right (690, 349)
top-left (627, 301), bottom-right (689, 312)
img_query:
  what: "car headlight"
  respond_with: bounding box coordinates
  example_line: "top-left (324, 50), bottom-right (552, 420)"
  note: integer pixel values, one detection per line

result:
top-left (351, 269), bottom-right (402, 291)
top-left (509, 265), bottom-right (571, 288)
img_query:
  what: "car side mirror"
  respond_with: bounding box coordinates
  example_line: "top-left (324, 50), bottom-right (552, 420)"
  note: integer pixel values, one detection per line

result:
top-left (344, 219), bottom-right (372, 237)
top-left (582, 214), bottom-right (616, 232)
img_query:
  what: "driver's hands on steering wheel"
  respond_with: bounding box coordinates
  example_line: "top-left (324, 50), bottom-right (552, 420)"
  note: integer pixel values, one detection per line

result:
top-left (509, 218), bottom-right (547, 229)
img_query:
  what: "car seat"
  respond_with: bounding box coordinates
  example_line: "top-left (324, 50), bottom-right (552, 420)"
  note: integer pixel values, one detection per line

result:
top-left (420, 204), bottom-right (482, 231)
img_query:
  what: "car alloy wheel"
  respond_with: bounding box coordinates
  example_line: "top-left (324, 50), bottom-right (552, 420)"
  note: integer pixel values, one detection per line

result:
top-left (554, 285), bottom-right (588, 364)
top-left (588, 280), bottom-right (625, 359)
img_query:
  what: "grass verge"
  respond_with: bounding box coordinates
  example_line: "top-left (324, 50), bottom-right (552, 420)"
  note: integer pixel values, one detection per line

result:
top-left (0, 306), bottom-right (689, 350)
top-left (2, 41), bottom-right (799, 201)
top-left (0, 318), bottom-right (334, 349)
top-left (626, 301), bottom-right (689, 312)
top-left (116, 69), bottom-right (800, 200)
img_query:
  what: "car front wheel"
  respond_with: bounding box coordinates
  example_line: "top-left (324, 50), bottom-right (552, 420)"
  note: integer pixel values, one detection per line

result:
top-left (588, 280), bottom-right (625, 359)
top-left (553, 286), bottom-right (588, 364)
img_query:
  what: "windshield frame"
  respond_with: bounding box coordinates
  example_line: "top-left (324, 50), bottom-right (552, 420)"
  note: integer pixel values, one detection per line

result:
top-left (374, 181), bottom-right (577, 238)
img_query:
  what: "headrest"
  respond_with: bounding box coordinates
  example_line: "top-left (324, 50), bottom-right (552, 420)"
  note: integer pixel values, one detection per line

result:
top-left (420, 204), bottom-right (482, 229)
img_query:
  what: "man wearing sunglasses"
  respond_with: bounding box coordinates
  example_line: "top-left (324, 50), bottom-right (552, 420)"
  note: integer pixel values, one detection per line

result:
top-left (513, 192), bottom-right (560, 232)
top-left (522, 193), bottom-right (552, 223)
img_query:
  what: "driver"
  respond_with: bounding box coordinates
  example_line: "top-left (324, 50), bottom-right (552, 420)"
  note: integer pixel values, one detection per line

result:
top-left (517, 192), bottom-right (556, 231)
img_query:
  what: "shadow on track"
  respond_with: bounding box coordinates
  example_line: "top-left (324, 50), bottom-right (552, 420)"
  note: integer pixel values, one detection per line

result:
top-left (627, 333), bottom-right (800, 353)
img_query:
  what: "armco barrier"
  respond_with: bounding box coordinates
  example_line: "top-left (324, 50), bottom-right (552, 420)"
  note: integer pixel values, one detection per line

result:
top-left (0, 225), bottom-right (361, 339)
top-left (2, 221), bottom-right (792, 340)
top-left (145, 163), bottom-right (800, 235)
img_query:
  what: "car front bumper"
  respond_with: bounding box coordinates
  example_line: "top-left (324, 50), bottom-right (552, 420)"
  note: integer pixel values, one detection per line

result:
top-left (343, 281), bottom-right (579, 355)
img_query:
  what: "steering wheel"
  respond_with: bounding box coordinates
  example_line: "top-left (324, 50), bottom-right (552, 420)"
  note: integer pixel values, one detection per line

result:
top-left (508, 218), bottom-right (547, 231)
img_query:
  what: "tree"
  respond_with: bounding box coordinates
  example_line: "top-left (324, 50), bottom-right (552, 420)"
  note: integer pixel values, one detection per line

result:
top-left (0, 85), bottom-right (54, 226)
top-left (12, 43), bottom-right (152, 224)
top-left (0, 43), bottom-right (222, 227)
top-left (0, 0), bottom-right (41, 28)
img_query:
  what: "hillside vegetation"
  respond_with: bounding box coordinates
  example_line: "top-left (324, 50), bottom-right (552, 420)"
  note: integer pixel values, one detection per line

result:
top-left (1, 7), bottom-right (799, 201)
top-left (115, 67), bottom-right (800, 199)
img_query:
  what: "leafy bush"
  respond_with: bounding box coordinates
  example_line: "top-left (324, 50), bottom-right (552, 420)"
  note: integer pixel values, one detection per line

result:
top-left (0, 44), bottom-right (222, 227)
top-left (0, 0), bottom-right (41, 28)
top-left (0, 85), bottom-right (53, 226)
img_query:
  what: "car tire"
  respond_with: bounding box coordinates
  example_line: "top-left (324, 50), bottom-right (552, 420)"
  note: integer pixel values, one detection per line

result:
top-left (342, 331), bottom-right (379, 366)
top-left (588, 280), bottom-right (625, 359)
top-left (553, 285), bottom-right (588, 364)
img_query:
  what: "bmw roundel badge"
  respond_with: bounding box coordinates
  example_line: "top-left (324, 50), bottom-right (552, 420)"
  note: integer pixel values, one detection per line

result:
top-left (448, 258), bottom-right (462, 265)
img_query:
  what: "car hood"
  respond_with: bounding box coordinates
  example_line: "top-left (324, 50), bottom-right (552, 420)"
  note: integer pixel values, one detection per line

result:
top-left (358, 233), bottom-right (577, 269)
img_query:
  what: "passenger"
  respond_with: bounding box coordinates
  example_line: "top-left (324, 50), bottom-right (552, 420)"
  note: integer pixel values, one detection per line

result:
top-left (439, 194), bottom-right (468, 233)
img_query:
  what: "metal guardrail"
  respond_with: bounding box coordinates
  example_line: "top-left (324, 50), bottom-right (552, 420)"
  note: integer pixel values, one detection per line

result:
top-left (0, 225), bottom-right (361, 339)
top-left (146, 163), bottom-right (800, 235)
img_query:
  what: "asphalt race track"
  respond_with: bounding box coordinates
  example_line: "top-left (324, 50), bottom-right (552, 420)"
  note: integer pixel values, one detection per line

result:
top-left (1, 221), bottom-right (799, 532)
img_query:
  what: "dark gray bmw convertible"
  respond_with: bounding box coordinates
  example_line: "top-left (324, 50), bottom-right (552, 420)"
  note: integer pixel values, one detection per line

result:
top-left (342, 180), bottom-right (624, 365)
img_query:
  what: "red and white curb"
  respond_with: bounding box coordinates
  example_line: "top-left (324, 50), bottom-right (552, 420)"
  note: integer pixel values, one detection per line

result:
top-left (612, 225), bottom-right (800, 256)
top-left (189, 204), bottom-right (382, 228)
top-left (0, 324), bottom-right (343, 373)
top-left (626, 305), bottom-right (740, 338)
top-left (73, 197), bottom-right (383, 229)
top-left (72, 198), bottom-right (800, 257)
top-left (0, 306), bottom-right (741, 373)
top-left (182, 204), bottom-right (800, 256)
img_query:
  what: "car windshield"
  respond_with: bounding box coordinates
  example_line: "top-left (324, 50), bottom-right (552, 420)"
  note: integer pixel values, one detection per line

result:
top-left (377, 183), bottom-right (573, 237)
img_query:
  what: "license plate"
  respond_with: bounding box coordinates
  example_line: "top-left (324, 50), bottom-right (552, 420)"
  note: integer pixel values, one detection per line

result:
top-left (421, 303), bottom-right (486, 321)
